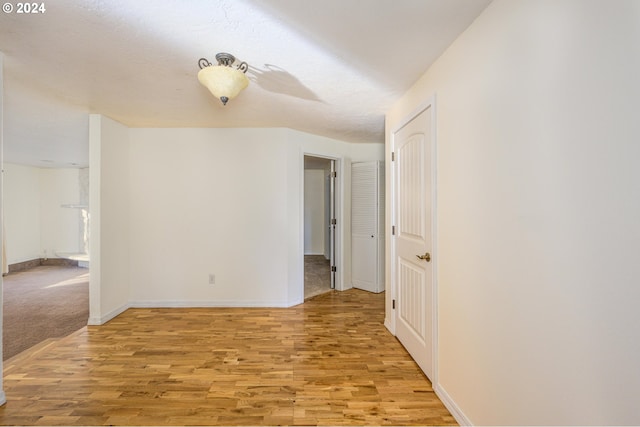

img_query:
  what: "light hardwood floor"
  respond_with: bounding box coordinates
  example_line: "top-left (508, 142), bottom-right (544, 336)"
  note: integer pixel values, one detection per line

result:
top-left (0, 289), bottom-right (456, 426)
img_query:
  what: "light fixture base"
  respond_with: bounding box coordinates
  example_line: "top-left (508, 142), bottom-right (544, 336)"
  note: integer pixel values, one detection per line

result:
top-left (215, 53), bottom-right (236, 67)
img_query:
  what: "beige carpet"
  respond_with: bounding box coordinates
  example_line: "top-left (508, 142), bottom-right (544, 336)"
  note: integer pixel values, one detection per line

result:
top-left (304, 255), bottom-right (332, 299)
top-left (3, 265), bottom-right (89, 360)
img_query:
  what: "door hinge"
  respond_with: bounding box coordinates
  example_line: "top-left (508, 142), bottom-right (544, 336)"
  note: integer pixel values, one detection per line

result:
top-left (392, 299), bottom-right (396, 309)
top-left (330, 171), bottom-right (337, 178)
top-left (331, 218), bottom-right (337, 225)
top-left (392, 225), bottom-right (396, 235)
top-left (391, 152), bottom-right (395, 161)
top-left (331, 266), bottom-right (337, 272)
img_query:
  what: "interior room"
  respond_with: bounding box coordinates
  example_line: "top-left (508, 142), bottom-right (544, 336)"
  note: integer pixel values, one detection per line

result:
top-left (1, 0), bottom-right (640, 426)
top-left (2, 164), bottom-right (90, 360)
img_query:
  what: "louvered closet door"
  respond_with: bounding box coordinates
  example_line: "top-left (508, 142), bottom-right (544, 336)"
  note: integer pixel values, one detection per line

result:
top-left (351, 162), bottom-right (379, 293)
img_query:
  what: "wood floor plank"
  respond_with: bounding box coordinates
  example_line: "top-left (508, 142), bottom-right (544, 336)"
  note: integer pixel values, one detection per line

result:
top-left (0, 289), bottom-right (456, 426)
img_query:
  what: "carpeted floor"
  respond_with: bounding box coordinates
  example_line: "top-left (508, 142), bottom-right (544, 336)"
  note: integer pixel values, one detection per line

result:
top-left (304, 255), bottom-right (332, 299)
top-left (3, 265), bottom-right (89, 360)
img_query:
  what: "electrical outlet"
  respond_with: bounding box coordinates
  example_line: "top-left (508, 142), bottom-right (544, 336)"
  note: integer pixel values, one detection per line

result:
top-left (209, 274), bottom-right (215, 285)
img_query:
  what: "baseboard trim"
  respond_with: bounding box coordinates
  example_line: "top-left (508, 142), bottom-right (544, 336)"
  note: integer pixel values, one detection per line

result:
top-left (88, 299), bottom-right (305, 324)
top-left (41, 258), bottom-right (79, 267)
top-left (7, 258), bottom-right (41, 273)
top-left (8, 257), bottom-right (79, 273)
top-left (129, 299), bottom-right (294, 308)
top-left (289, 297), bottom-right (305, 306)
top-left (0, 390), bottom-right (6, 406)
top-left (88, 303), bottom-right (130, 326)
top-left (435, 383), bottom-right (472, 426)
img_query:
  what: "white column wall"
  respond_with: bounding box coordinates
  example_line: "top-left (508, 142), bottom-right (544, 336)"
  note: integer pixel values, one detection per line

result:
top-left (386, 0), bottom-right (640, 425)
top-left (89, 114), bottom-right (131, 324)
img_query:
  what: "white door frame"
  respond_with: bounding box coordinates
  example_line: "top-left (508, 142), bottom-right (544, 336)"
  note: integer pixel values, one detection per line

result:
top-left (329, 159), bottom-right (337, 289)
top-left (389, 96), bottom-right (438, 382)
top-left (302, 153), bottom-right (346, 292)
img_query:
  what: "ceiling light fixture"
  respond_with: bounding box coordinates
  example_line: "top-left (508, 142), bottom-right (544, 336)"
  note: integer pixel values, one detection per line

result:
top-left (198, 53), bottom-right (249, 106)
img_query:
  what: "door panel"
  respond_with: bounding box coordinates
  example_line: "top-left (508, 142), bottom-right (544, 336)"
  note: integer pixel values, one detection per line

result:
top-left (393, 106), bottom-right (433, 379)
top-left (399, 134), bottom-right (426, 240)
top-left (352, 235), bottom-right (377, 290)
top-left (398, 259), bottom-right (426, 341)
top-left (352, 161), bottom-right (380, 292)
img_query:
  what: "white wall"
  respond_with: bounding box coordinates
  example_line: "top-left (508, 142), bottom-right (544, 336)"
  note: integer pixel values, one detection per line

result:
top-left (89, 114), bottom-right (130, 324)
top-left (128, 127), bottom-right (293, 306)
top-left (3, 164), bottom-right (82, 265)
top-left (3, 164), bottom-right (40, 264)
top-left (386, 0), bottom-right (640, 425)
top-left (348, 143), bottom-right (385, 163)
top-left (304, 169), bottom-right (326, 255)
top-left (40, 168), bottom-right (81, 258)
top-left (126, 127), bottom-right (383, 307)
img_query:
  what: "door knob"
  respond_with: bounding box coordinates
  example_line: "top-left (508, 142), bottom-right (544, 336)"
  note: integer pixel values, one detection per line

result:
top-left (416, 252), bottom-right (431, 262)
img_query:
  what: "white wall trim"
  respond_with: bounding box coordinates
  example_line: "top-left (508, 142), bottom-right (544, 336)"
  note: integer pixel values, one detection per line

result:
top-left (130, 299), bottom-right (299, 309)
top-left (87, 303), bottom-right (130, 326)
top-left (0, 391), bottom-right (5, 406)
top-left (435, 384), bottom-right (472, 426)
top-left (87, 297), bottom-right (306, 324)
top-left (391, 96), bottom-right (438, 136)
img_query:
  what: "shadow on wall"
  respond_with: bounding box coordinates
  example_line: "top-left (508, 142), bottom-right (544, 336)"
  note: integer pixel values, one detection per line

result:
top-left (248, 64), bottom-right (325, 103)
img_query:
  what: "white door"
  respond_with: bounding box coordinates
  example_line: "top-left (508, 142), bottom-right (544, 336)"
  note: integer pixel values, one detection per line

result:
top-left (352, 162), bottom-right (379, 293)
top-left (393, 106), bottom-right (434, 379)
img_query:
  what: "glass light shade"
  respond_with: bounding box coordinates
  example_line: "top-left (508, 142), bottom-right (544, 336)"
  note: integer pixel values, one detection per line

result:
top-left (198, 65), bottom-right (249, 105)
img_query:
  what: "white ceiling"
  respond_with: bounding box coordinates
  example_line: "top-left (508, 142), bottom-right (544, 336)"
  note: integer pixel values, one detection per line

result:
top-left (0, 0), bottom-right (491, 167)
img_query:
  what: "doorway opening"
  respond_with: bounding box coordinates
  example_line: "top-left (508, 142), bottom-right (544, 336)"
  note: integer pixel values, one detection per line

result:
top-left (2, 165), bottom-right (90, 360)
top-left (303, 155), bottom-right (337, 299)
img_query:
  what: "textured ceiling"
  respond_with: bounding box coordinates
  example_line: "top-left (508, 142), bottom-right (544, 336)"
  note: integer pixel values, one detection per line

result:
top-left (0, 0), bottom-right (491, 167)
